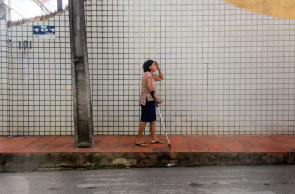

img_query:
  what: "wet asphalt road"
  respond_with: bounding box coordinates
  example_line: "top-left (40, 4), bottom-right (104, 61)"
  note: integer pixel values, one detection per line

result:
top-left (0, 166), bottom-right (295, 194)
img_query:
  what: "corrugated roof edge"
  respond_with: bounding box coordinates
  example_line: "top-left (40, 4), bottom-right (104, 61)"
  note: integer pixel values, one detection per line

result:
top-left (7, 8), bottom-right (68, 28)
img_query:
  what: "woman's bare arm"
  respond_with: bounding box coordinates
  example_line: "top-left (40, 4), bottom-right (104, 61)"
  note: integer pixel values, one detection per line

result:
top-left (146, 77), bottom-right (162, 103)
top-left (153, 61), bottom-right (164, 81)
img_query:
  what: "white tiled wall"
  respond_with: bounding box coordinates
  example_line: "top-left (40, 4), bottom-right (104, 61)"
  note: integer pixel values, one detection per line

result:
top-left (4, 12), bottom-right (74, 135)
top-left (0, 20), bottom-right (9, 135)
top-left (1, 0), bottom-right (295, 135)
top-left (86, 0), bottom-right (295, 135)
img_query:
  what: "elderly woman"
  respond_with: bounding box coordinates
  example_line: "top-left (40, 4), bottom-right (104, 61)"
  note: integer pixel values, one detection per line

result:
top-left (136, 60), bottom-right (164, 147)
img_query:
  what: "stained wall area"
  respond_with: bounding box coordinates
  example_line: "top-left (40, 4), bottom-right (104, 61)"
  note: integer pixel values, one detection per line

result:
top-left (0, 0), bottom-right (295, 135)
top-left (224, 0), bottom-right (295, 20)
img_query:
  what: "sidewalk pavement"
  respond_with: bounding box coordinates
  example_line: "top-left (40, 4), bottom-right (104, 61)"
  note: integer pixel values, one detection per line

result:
top-left (1, 135), bottom-right (295, 172)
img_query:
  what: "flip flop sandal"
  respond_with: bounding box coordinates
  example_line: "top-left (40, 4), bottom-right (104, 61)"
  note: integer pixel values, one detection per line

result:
top-left (151, 140), bottom-right (164, 144)
top-left (135, 142), bottom-right (149, 147)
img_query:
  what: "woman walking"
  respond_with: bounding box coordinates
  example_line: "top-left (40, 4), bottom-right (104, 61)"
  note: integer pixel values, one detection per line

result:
top-left (136, 60), bottom-right (164, 147)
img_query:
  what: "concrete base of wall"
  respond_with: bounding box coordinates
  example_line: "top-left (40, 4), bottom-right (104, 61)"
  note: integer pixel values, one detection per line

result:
top-left (1, 152), bottom-right (295, 172)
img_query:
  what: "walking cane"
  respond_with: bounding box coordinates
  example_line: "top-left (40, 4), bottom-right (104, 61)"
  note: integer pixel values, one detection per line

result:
top-left (156, 102), bottom-right (171, 148)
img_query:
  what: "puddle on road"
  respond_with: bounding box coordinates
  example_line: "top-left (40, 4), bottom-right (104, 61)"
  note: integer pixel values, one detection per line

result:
top-left (188, 183), bottom-right (202, 187)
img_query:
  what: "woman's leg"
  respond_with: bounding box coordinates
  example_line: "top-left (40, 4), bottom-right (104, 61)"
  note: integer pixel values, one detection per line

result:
top-left (136, 122), bottom-right (147, 143)
top-left (150, 121), bottom-right (164, 143)
top-left (150, 121), bottom-right (157, 141)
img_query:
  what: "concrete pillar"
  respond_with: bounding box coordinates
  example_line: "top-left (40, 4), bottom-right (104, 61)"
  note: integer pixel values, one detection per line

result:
top-left (69, 0), bottom-right (94, 148)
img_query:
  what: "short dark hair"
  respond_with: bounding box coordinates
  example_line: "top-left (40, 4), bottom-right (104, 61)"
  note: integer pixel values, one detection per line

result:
top-left (143, 59), bottom-right (154, 72)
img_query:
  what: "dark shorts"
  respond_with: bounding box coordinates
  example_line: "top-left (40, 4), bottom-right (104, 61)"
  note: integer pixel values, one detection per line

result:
top-left (140, 100), bottom-right (156, 122)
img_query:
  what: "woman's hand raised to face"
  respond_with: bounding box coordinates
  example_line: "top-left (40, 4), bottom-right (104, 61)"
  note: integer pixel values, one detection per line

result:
top-left (154, 61), bottom-right (160, 70)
